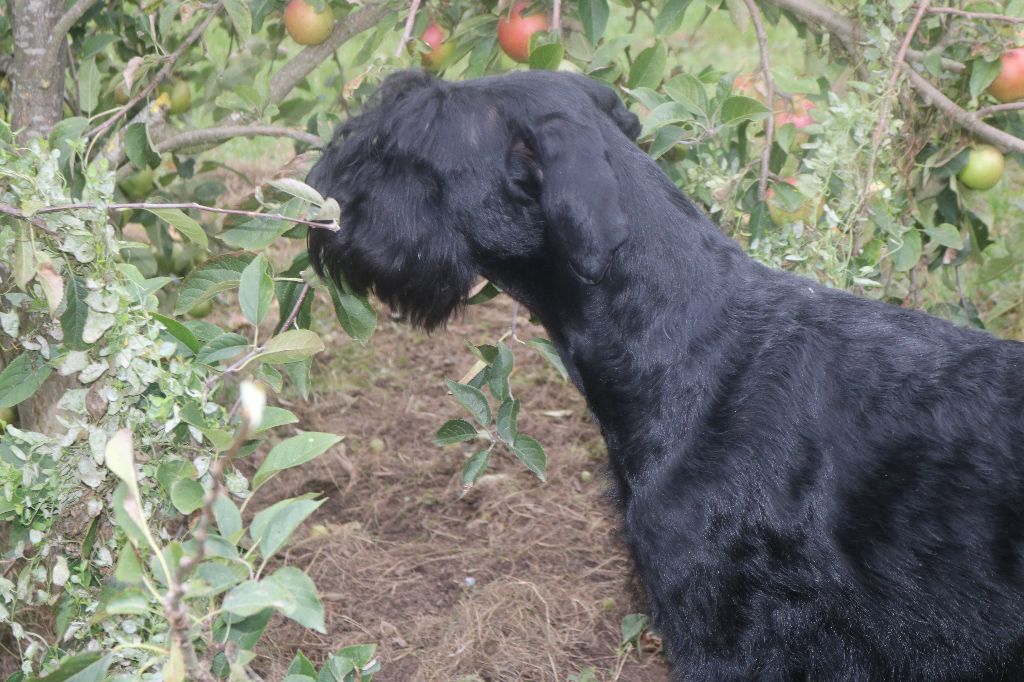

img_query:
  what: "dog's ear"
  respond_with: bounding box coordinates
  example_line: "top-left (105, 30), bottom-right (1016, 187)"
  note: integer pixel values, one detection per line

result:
top-left (531, 116), bottom-right (628, 284)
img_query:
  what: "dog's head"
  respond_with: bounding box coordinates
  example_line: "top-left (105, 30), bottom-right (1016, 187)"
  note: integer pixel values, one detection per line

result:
top-left (307, 70), bottom-right (641, 329)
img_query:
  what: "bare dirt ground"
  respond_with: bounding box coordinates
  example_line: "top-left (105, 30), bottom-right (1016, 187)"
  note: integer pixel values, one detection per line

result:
top-left (249, 295), bottom-right (671, 681)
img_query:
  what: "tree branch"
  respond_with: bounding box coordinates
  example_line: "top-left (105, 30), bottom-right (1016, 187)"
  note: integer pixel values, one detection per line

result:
top-left (976, 102), bottom-right (1024, 119)
top-left (744, 0), bottom-right (775, 200)
top-left (269, 3), bottom-right (392, 105)
top-left (921, 6), bottom-right (1024, 23)
top-left (395, 0), bottom-right (422, 57)
top-left (44, 0), bottom-right (102, 67)
top-left (552, 0), bottom-right (562, 32)
top-left (3, 201), bottom-right (339, 232)
top-left (903, 66), bottom-right (1024, 154)
top-left (85, 6), bottom-right (221, 142)
top-left (154, 125), bottom-right (322, 154)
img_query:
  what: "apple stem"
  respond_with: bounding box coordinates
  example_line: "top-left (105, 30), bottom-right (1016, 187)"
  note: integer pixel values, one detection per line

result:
top-left (396, 0), bottom-right (423, 58)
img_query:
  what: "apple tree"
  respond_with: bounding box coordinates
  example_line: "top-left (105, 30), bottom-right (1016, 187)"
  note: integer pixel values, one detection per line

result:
top-left (0, 0), bottom-right (1022, 679)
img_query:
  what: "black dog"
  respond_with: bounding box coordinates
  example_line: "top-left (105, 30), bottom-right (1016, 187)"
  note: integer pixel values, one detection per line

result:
top-left (307, 70), bottom-right (1024, 681)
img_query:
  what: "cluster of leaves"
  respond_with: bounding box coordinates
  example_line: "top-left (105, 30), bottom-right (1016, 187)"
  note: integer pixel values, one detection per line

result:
top-left (0, 126), bottom-right (375, 679)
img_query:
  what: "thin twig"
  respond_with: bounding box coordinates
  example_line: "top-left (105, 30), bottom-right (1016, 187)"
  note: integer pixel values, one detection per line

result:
top-left (860, 0), bottom-right (933, 217)
top-left (743, 0), bottom-right (775, 200)
top-left (85, 7), bottom-right (221, 142)
top-left (154, 125), bottom-right (322, 153)
top-left (28, 202), bottom-right (337, 230)
top-left (395, 0), bottom-right (423, 57)
top-left (279, 283), bottom-right (312, 332)
top-left (921, 6), bottom-right (1024, 23)
top-left (0, 203), bottom-right (59, 235)
top-left (45, 0), bottom-right (103, 67)
top-left (552, 0), bottom-right (562, 32)
top-left (975, 102), bottom-right (1024, 119)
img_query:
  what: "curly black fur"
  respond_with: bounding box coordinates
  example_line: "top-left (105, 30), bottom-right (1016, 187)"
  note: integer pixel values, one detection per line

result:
top-left (308, 70), bottom-right (1024, 681)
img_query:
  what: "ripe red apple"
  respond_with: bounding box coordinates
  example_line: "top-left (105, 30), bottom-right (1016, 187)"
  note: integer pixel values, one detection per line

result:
top-left (775, 96), bottom-right (816, 130)
top-left (497, 2), bottom-right (548, 64)
top-left (988, 48), bottom-right (1024, 103)
top-left (957, 145), bottom-right (1005, 190)
top-left (419, 22), bottom-right (454, 70)
top-left (284, 0), bottom-right (334, 46)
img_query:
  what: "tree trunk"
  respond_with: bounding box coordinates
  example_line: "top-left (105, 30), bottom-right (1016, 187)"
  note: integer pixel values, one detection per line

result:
top-left (10, 0), bottom-right (66, 141)
top-left (10, 0), bottom-right (77, 434)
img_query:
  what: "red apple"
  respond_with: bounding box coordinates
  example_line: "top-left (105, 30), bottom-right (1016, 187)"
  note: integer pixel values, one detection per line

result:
top-left (283, 0), bottom-right (334, 46)
top-left (775, 96), bottom-right (816, 130)
top-left (733, 74), bottom-right (766, 103)
top-left (419, 22), bottom-right (454, 70)
top-left (988, 48), bottom-right (1024, 103)
top-left (497, 2), bottom-right (548, 64)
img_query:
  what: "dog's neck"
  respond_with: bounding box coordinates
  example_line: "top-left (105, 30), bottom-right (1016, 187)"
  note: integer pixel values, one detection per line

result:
top-left (489, 174), bottom-right (750, 489)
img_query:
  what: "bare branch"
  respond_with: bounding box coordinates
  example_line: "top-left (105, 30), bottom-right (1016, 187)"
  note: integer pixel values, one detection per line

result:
top-left (395, 0), bottom-right (423, 57)
top-left (45, 0), bottom-right (102, 67)
top-left (903, 66), bottom-right (1024, 155)
top-left (155, 125), bottom-right (322, 154)
top-left (921, 5), bottom-right (1024, 23)
top-left (862, 0), bottom-right (933, 212)
top-left (552, 0), bottom-right (562, 32)
top-left (976, 102), bottom-right (1024, 119)
top-left (85, 7), bottom-right (222, 142)
top-left (269, 3), bottom-right (393, 106)
top-left (743, 0), bottom-right (775, 200)
top-left (5, 201), bottom-right (337, 231)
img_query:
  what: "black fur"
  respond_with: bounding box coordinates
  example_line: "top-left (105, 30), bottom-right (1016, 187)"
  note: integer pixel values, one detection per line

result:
top-left (308, 70), bottom-right (1024, 681)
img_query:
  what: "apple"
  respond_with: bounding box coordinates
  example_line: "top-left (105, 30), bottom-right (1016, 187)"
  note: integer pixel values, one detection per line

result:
top-left (957, 145), bottom-right (1005, 190)
top-left (497, 2), bottom-right (548, 64)
top-left (0, 406), bottom-right (16, 427)
top-left (733, 74), bottom-right (765, 103)
top-left (114, 82), bottom-right (130, 105)
top-left (988, 48), bottom-right (1024, 103)
top-left (419, 22), bottom-right (454, 70)
top-left (284, 0), bottom-right (334, 46)
top-left (157, 78), bottom-right (191, 115)
top-left (766, 177), bottom-right (822, 226)
top-left (775, 96), bottom-right (816, 130)
top-left (118, 167), bottom-right (154, 200)
top-left (188, 298), bottom-right (214, 319)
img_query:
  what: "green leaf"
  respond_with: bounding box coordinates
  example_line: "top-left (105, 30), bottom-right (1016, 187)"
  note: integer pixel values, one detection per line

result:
top-left (258, 329), bottom-right (325, 365)
top-left (627, 44), bottom-right (667, 90)
top-left (268, 178), bottom-right (324, 205)
top-left (48, 117), bottom-right (88, 166)
top-left (719, 96), bottom-right (770, 126)
top-left (222, 567), bottom-right (325, 633)
top-left (446, 379), bottom-right (492, 426)
top-left (82, 34), bottom-right (117, 58)
top-left (924, 223), bottom-right (963, 250)
top-left (104, 588), bottom-right (149, 615)
top-left (434, 419), bottom-right (480, 446)
top-left (252, 406), bottom-right (299, 433)
top-left (329, 280), bottom-right (376, 342)
top-left (579, 0), bottom-right (609, 46)
top-left (252, 432), bottom-right (343, 489)
top-left (527, 338), bottom-right (568, 382)
top-left (61, 275), bottom-right (89, 350)
top-left (223, 0), bottom-right (253, 41)
top-left (529, 42), bottom-right (564, 71)
top-left (640, 102), bottom-right (692, 137)
top-left (152, 312), bottom-right (201, 353)
top-left (288, 652), bottom-right (318, 677)
top-left (487, 341), bottom-right (514, 401)
top-left (620, 613), bottom-right (649, 645)
top-left (213, 494), bottom-right (243, 541)
top-left (219, 217), bottom-right (293, 250)
top-left (144, 208), bottom-right (209, 250)
top-left (250, 497), bottom-right (324, 561)
top-left (124, 123), bottom-right (161, 170)
top-left (78, 57), bottom-right (101, 114)
top-left (650, 125), bottom-right (686, 160)
top-left (890, 229), bottom-right (922, 272)
top-left (33, 652), bottom-right (112, 682)
top-left (0, 353), bottom-right (52, 409)
top-left (511, 434), bottom-right (547, 481)
top-left (170, 478), bottom-right (205, 515)
top-left (175, 253), bottom-right (253, 314)
top-left (461, 450), bottom-right (491, 487)
top-left (663, 73), bottom-right (709, 116)
top-left (196, 333), bottom-right (249, 365)
top-left (239, 254), bottom-right (274, 326)
top-left (467, 281), bottom-right (501, 305)
top-left (969, 57), bottom-right (1002, 99)
top-left (496, 399), bottom-right (520, 445)
top-left (654, 0), bottom-right (692, 34)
